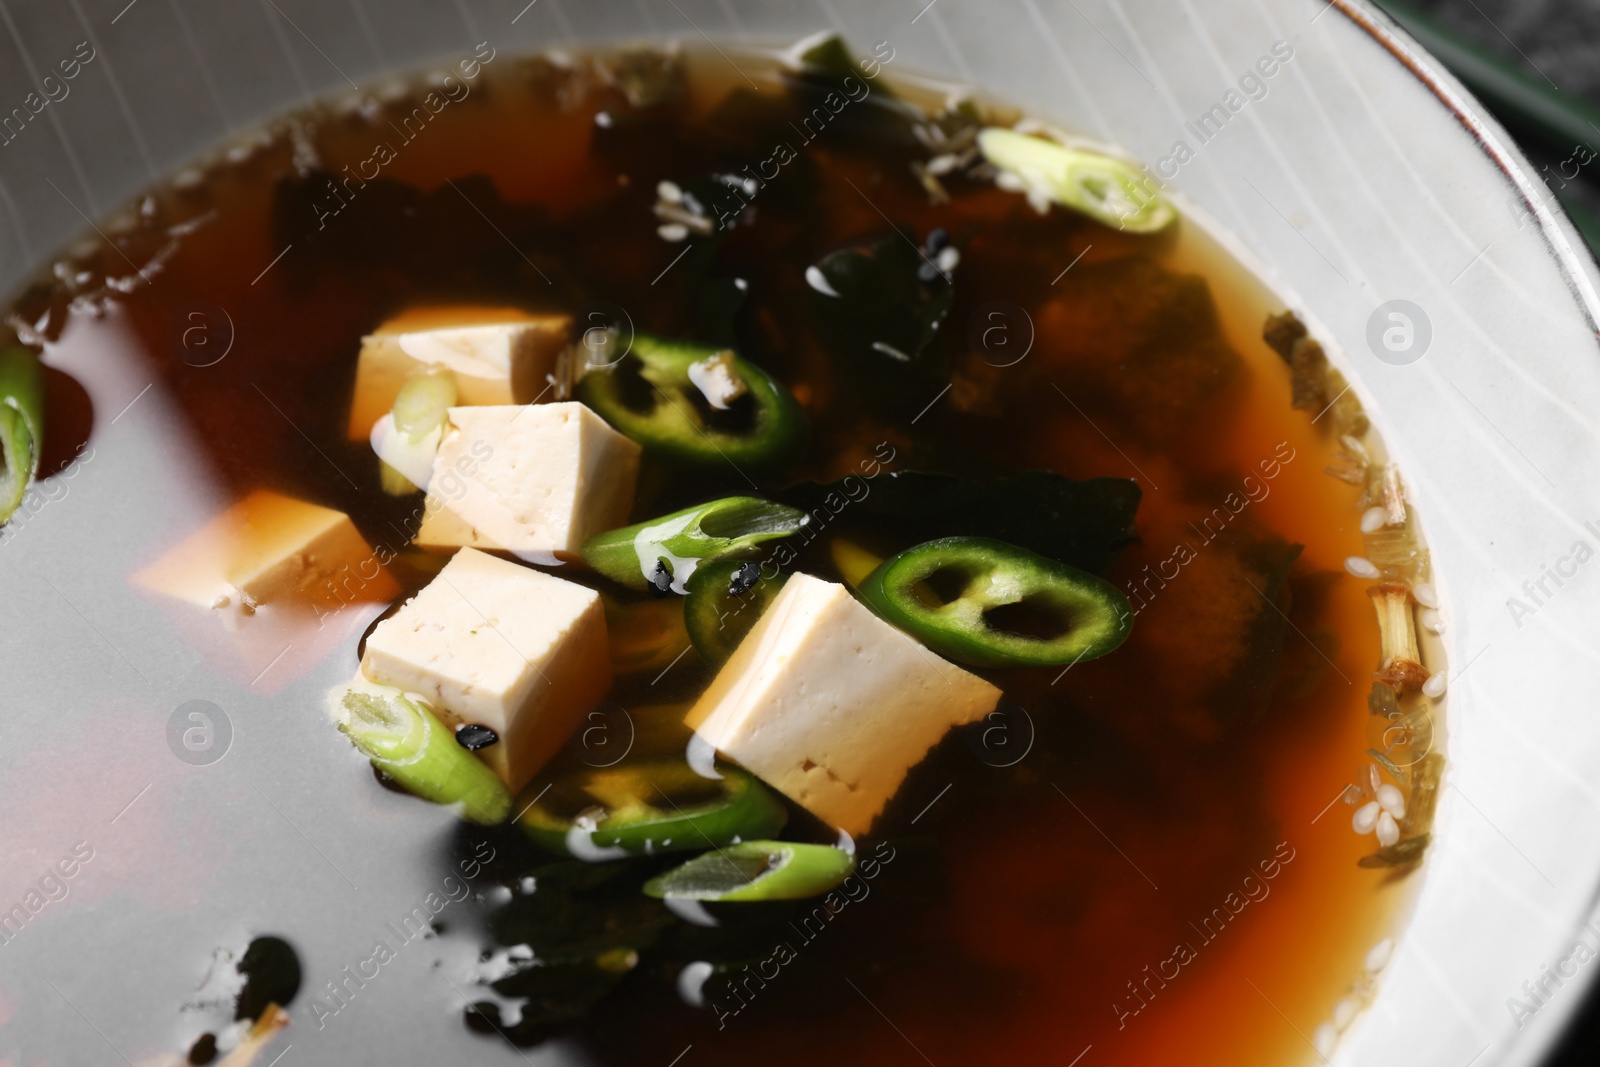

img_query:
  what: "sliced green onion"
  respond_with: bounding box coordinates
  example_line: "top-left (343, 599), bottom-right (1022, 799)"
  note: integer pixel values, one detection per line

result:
top-left (581, 496), bottom-right (807, 594)
top-left (335, 682), bottom-right (511, 825)
top-left (392, 366), bottom-right (456, 441)
top-left (519, 762), bottom-right (787, 858)
top-left (977, 127), bottom-right (1175, 234)
top-left (684, 560), bottom-right (787, 667)
top-left (1358, 833), bottom-right (1430, 869)
top-left (0, 346), bottom-right (45, 525)
top-left (379, 459), bottom-right (418, 496)
top-left (643, 841), bottom-right (855, 901)
top-left (858, 536), bottom-right (1133, 668)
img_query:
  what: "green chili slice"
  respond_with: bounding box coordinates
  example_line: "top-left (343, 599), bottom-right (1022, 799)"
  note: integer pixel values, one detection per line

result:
top-left (335, 682), bottom-right (512, 825)
top-left (581, 496), bottom-right (806, 594)
top-left (684, 560), bottom-right (788, 667)
top-left (643, 841), bottom-right (855, 901)
top-left (519, 762), bottom-right (788, 859)
top-left (859, 536), bottom-right (1133, 668)
top-left (575, 333), bottom-right (806, 468)
top-left (0, 346), bottom-right (45, 524)
top-left (977, 127), bottom-right (1175, 234)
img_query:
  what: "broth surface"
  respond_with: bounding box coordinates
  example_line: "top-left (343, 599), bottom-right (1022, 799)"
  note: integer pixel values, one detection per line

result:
top-left (0, 43), bottom-right (1417, 1067)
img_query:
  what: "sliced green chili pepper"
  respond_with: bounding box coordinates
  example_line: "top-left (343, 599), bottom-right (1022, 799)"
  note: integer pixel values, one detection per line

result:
top-left (581, 496), bottom-right (806, 594)
top-left (643, 841), bottom-right (855, 901)
top-left (0, 346), bottom-right (45, 524)
top-left (334, 682), bottom-right (512, 825)
top-left (684, 560), bottom-right (788, 667)
top-left (859, 536), bottom-right (1133, 668)
top-left (575, 333), bottom-right (806, 468)
top-left (977, 127), bottom-right (1175, 234)
top-left (520, 762), bottom-right (788, 858)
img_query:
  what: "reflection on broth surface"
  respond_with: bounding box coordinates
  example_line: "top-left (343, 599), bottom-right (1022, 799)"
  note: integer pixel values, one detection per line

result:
top-left (0, 38), bottom-right (1442, 1067)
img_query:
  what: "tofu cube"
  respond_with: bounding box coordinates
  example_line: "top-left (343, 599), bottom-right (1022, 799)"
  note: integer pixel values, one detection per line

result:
top-left (686, 573), bottom-right (1001, 835)
top-left (133, 490), bottom-right (394, 612)
top-left (413, 402), bottom-right (641, 560)
top-left (360, 547), bottom-right (610, 791)
top-left (347, 308), bottom-right (570, 439)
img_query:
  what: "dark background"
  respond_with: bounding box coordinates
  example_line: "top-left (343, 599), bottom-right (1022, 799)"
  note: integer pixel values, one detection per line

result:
top-left (1401, 0), bottom-right (1600, 221)
top-left (1379, 3), bottom-right (1600, 1064)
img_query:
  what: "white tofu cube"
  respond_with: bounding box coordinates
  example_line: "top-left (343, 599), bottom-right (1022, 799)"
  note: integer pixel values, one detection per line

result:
top-left (686, 573), bottom-right (1001, 835)
top-left (133, 489), bottom-right (395, 612)
top-left (346, 309), bottom-right (570, 439)
top-left (413, 402), bottom-right (640, 561)
top-left (360, 547), bottom-right (611, 791)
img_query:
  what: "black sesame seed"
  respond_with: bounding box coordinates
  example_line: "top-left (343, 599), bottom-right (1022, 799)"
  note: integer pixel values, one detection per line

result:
top-left (925, 227), bottom-right (949, 252)
top-left (455, 724), bottom-right (499, 751)
top-left (916, 260), bottom-right (941, 284)
top-left (728, 562), bottom-right (761, 597)
top-left (188, 1033), bottom-right (218, 1065)
top-left (648, 559), bottom-right (674, 598)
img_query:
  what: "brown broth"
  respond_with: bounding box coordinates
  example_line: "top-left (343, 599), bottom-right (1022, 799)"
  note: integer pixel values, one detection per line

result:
top-left (12, 44), bottom-right (1419, 1067)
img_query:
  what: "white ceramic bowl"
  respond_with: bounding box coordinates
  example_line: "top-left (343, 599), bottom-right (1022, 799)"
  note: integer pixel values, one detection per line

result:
top-left (3, 2), bottom-right (1599, 1065)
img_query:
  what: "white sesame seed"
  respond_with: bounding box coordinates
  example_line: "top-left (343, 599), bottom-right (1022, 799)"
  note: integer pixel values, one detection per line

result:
top-left (657, 223), bottom-right (689, 242)
top-left (1420, 608), bottom-right (1445, 634)
top-left (1360, 506), bottom-right (1387, 534)
top-left (595, 111), bottom-right (614, 128)
top-left (1025, 186), bottom-right (1053, 215)
top-left (926, 153), bottom-right (960, 176)
top-left (936, 246), bottom-right (961, 273)
top-left (1422, 671), bottom-right (1447, 699)
top-left (1412, 582), bottom-right (1439, 609)
top-left (1377, 783), bottom-right (1406, 819)
top-left (1333, 997), bottom-right (1358, 1030)
top-left (657, 180), bottom-right (684, 204)
top-left (995, 170), bottom-right (1028, 193)
top-left (805, 265), bottom-right (841, 297)
top-left (1314, 1023), bottom-right (1337, 1058)
top-left (1345, 556), bottom-right (1381, 579)
top-left (1366, 938), bottom-right (1394, 973)
top-left (1352, 801), bottom-right (1381, 835)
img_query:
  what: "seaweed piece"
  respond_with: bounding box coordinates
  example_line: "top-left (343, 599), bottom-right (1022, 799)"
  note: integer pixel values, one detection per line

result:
top-left (809, 231), bottom-right (955, 380)
top-left (1400, 752), bottom-right (1445, 837)
top-left (1042, 256), bottom-right (1242, 445)
top-left (487, 860), bottom-right (671, 962)
top-left (784, 469), bottom-right (1141, 574)
top-left (269, 171), bottom-right (563, 298)
top-left (1288, 337), bottom-right (1329, 415)
top-left (1368, 681), bottom-right (1401, 718)
top-left (784, 36), bottom-right (921, 149)
top-left (234, 936), bottom-right (302, 1022)
top-left (1263, 311), bottom-right (1307, 361)
top-left (597, 48), bottom-right (686, 108)
top-left (462, 857), bottom-right (675, 1044)
top-left (1212, 532), bottom-right (1303, 723)
top-left (1366, 747), bottom-right (1409, 785)
top-left (1358, 833), bottom-right (1430, 869)
top-left (1131, 526), bottom-right (1304, 733)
